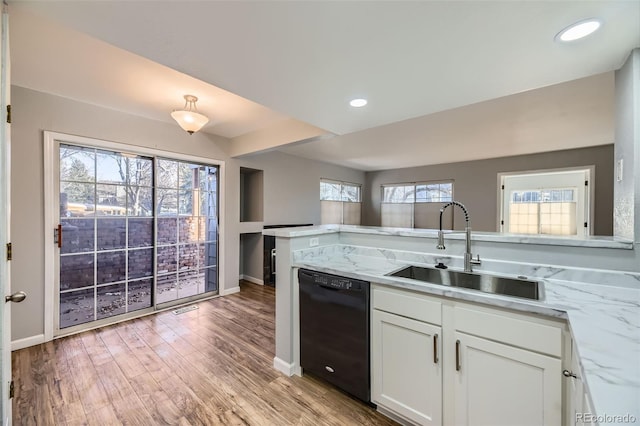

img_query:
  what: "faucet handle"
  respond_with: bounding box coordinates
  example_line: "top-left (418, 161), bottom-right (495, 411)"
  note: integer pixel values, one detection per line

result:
top-left (470, 254), bottom-right (481, 265)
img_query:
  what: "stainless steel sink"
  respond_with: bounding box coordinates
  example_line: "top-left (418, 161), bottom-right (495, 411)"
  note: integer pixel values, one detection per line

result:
top-left (387, 266), bottom-right (543, 300)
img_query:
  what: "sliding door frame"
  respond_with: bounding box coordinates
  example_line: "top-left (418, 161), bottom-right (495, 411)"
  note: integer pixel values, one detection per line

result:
top-left (43, 131), bottom-right (226, 341)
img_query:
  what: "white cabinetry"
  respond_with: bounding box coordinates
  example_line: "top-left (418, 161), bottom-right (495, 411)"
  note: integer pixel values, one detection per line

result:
top-left (453, 332), bottom-right (561, 426)
top-left (371, 287), bottom-right (442, 425)
top-left (452, 305), bottom-right (563, 426)
top-left (371, 284), bottom-right (566, 426)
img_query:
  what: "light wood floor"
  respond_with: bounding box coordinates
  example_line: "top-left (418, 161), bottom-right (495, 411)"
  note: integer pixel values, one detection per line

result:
top-left (12, 281), bottom-right (398, 426)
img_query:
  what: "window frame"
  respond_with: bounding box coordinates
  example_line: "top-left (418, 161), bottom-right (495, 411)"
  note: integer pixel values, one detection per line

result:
top-left (380, 180), bottom-right (454, 229)
top-left (497, 166), bottom-right (594, 236)
top-left (320, 178), bottom-right (362, 225)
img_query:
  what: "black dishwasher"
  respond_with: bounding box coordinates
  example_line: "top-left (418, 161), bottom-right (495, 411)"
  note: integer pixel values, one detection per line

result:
top-left (298, 268), bottom-right (370, 403)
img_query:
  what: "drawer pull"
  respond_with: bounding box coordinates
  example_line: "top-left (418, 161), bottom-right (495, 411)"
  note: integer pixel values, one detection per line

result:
top-left (433, 333), bottom-right (439, 364)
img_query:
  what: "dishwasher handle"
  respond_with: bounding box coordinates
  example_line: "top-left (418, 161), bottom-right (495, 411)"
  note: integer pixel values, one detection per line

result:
top-left (271, 248), bottom-right (276, 275)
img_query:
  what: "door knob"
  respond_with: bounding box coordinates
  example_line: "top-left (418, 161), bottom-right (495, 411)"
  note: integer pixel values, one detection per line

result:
top-left (5, 291), bottom-right (26, 303)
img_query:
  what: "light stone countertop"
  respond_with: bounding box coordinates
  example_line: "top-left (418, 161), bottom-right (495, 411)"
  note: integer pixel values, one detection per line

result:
top-left (263, 224), bottom-right (634, 249)
top-left (290, 244), bottom-right (640, 424)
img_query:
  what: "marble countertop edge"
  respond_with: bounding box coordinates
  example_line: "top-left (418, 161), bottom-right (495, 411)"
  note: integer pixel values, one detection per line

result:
top-left (264, 225), bottom-right (634, 250)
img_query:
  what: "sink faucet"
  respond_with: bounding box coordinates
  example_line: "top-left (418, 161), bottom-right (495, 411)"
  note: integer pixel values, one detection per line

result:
top-left (437, 201), bottom-right (481, 272)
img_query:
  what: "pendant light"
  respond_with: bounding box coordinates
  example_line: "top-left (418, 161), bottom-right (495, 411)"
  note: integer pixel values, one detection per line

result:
top-left (171, 94), bottom-right (209, 134)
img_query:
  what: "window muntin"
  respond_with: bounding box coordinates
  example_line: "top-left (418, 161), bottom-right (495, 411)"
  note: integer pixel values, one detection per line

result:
top-left (382, 181), bottom-right (453, 204)
top-left (320, 180), bottom-right (361, 202)
top-left (382, 185), bottom-right (415, 203)
top-left (508, 187), bottom-right (577, 235)
top-left (416, 182), bottom-right (453, 203)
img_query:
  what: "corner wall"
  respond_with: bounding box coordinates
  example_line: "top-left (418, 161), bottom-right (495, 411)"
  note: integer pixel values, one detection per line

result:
top-left (614, 48), bottom-right (640, 242)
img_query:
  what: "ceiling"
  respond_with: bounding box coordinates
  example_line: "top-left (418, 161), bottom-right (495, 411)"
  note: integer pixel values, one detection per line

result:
top-left (9, 1), bottom-right (640, 170)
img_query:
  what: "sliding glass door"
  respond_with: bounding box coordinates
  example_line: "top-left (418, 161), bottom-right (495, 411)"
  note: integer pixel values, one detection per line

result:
top-left (57, 143), bottom-right (218, 332)
top-left (155, 158), bottom-right (218, 304)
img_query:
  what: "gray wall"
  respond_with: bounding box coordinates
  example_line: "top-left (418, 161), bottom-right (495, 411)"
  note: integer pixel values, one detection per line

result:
top-left (240, 168), bottom-right (264, 222)
top-left (364, 145), bottom-right (614, 235)
top-left (10, 86), bottom-right (365, 342)
top-left (614, 48), bottom-right (640, 241)
top-left (238, 150), bottom-right (365, 226)
top-left (11, 86), bottom-right (234, 341)
top-left (236, 150), bottom-right (365, 282)
top-left (239, 233), bottom-right (263, 281)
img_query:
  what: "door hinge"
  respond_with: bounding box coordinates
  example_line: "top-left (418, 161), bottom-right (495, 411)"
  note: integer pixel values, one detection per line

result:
top-left (9, 380), bottom-right (14, 399)
top-left (584, 222), bottom-right (588, 228)
top-left (585, 180), bottom-right (588, 186)
top-left (501, 184), bottom-right (505, 190)
top-left (6, 242), bottom-right (11, 261)
top-left (500, 220), bottom-right (504, 225)
top-left (6, 105), bottom-right (10, 124)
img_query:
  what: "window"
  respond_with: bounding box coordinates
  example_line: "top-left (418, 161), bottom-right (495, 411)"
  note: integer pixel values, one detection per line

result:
top-left (381, 181), bottom-right (454, 228)
top-left (500, 168), bottom-right (590, 236)
top-left (320, 179), bottom-right (361, 225)
top-left (509, 189), bottom-right (577, 235)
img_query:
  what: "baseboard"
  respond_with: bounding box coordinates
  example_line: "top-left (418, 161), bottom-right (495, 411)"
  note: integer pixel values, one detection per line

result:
top-left (240, 274), bottom-right (264, 285)
top-left (11, 334), bottom-right (45, 351)
top-left (220, 286), bottom-right (240, 296)
top-left (273, 357), bottom-right (297, 376)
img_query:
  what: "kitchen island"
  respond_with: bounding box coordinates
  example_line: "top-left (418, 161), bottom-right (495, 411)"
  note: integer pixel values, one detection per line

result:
top-left (264, 225), bottom-right (639, 425)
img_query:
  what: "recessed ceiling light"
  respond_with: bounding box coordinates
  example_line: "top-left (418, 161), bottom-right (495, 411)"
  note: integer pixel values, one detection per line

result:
top-left (555, 18), bottom-right (602, 42)
top-left (349, 98), bottom-right (367, 107)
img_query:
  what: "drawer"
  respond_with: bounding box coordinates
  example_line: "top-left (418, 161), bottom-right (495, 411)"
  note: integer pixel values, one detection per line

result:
top-left (372, 285), bottom-right (442, 325)
top-left (454, 306), bottom-right (562, 357)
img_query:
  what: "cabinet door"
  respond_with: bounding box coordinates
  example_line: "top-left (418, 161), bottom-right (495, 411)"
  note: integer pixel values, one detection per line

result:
top-left (372, 309), bottom-right (442, 426)
top-left (453, 332), bottom-right (562, 426)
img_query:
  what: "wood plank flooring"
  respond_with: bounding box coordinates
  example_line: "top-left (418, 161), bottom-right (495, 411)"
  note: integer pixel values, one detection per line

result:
top-left (12, 281), bottom-right (398, 426)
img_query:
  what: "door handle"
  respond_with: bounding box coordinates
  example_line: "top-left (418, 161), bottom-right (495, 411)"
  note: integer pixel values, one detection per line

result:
top-left (5, 291), bottom-right (27, 303)
top-left (56, 224), bottom-right (62, 248)
top-left (455, 339), bottom-right (461, 371)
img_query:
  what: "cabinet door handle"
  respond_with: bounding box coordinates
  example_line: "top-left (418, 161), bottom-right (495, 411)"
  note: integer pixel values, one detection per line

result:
top-left (433, 333), bottom-right (439, 364)
top-left (455, 339), bottom-right (461, 371)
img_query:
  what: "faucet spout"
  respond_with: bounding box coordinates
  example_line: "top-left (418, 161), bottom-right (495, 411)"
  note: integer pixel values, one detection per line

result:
top-left (436, 201), bottom-right (480, 272)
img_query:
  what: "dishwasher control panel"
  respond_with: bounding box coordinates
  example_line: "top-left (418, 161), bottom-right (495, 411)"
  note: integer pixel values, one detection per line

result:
top-left (308, 272), bottom-right (364, 291)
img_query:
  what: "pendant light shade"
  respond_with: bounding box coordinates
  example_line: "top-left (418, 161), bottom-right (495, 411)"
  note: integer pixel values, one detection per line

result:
top-left (171, 94), bottom-right (209, 134)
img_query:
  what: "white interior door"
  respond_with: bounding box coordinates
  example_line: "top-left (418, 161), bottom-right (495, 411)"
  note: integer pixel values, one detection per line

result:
top-left (1, 5), bottom-right (11, 424)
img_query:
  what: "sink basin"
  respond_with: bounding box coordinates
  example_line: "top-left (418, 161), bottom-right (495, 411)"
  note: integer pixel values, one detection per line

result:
top-left (387, 266), bottom-right (543, 300)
